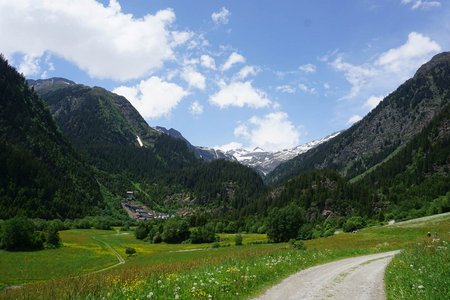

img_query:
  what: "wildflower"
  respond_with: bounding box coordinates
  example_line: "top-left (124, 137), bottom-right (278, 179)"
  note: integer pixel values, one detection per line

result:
top-left (146, 292), bottom-right (154, 298)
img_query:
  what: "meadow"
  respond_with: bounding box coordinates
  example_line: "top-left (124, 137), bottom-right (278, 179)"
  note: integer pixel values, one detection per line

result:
top-left (0, 213), bottom-right (449, 299)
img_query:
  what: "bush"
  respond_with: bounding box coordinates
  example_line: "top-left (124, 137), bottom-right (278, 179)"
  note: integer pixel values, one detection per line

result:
top-left (267, 204), bottom-right (305, 242)
top-left (190, 224), bottom-right (216, 244)
top-left (162, 218), bottom-right (190, 244)
top-left (1, 217), bottom-right (41, 251)
top-left (289, 239), bottom-right (307, 250)
top-left (211, 242), bottom-right (220, 248)
top-left (343, 216), bottom-right (367, 232)
top-left (135, 223), bottom-right (149, 240)
top-left (125, 247), bottom-right (136, 257)
top-left (235, 234), bottom-right (243, 246)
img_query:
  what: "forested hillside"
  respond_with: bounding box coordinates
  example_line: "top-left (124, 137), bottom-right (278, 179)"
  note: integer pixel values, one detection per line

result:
top-left (0, 56), bottom-right (103, 219)
top-left (246, 102), bottom-right (450, 225)
top-left (31, 79), bottom-right (264, 216)
top-left (267, 52), bottom-right (450, 184)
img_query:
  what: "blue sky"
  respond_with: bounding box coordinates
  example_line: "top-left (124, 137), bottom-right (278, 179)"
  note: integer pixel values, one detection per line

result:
top-left (1, 0), bottom-right (449, 151)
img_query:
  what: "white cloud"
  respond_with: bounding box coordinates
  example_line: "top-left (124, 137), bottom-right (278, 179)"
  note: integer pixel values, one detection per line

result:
top-left (299, 63), bottom-right (317, 73)
top-left (298, 83), bottom-right (317, 94)
top-left (323, 83), bottom-right (331, 89)
top-left (215, 142), bottom-right (243, 152)
top-left (18, 54), bottom-right (41, 76)
top-left (347, 114), bottom-right (363, 125)
top-left (364, 95), bottom-right (384, 110)
top-left (181, 67), bottom-right (206, 90)
top-left (236, 65), bottom-right (259, 80)
top-left (209, 81), bottom-right (271, 108)
top-left (211, 7), bottom-right (231, 25)
top-left (234, 112), bottom-right (301, 151)
top-left (171, 31), bottom-right (193, 47)
top-left (189, 101), bottom-right (204, 116)
top-left (375, 32), bottom-right (441, 73)
top-left (401, 0), bottom-right (441, 10)
top-left (221, 52), bottom-right (246, 71)
top-left (331, 32), bottom-right (441, 99)
top-left (0, 0), bottom-right (189, 81)
top-left (200, 54), bottom-right (216, 70)
top-left (276, 85), bottom-right (296, 94)
top-left (113, 76), bottom-right (187, 119)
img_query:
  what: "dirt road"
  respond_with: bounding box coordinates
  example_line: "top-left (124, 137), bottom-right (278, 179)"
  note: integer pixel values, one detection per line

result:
top-left (254, 250), bottom-right (400, 300)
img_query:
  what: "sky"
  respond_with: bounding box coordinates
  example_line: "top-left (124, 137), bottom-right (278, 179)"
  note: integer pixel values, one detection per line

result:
top-left (1, 0), bottom-right (449, 151)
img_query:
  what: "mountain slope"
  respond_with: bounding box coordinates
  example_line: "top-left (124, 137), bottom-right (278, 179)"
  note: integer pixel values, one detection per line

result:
top-left (155, 126), bottom-right (234, 161)
top-left (248, 101), bottom-right (450, 222)
top-left (29, 78), bottom-right (160, 147)
top-left (267, 52), bottom-right (450, 184)
top-left (29, 79), bottom-right (199, 189)
top-left (31, 79), bottom-right (264, 215)
top-left (0, 56), bottom-right (103, 219)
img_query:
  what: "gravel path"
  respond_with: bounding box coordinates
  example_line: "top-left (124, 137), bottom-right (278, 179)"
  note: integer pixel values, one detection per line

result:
top-left (254, 250), bottom-right (400, 300)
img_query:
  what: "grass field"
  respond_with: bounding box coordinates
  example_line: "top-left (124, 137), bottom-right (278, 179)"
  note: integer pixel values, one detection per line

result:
top-left (0, 213), bottom-right (449, 299)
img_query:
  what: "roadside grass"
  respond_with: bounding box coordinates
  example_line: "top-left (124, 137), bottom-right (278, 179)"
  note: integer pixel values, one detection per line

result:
top-left (1, 213), bottom-right (449, 299)
top-left (385, 238), bottom-right (450, 299)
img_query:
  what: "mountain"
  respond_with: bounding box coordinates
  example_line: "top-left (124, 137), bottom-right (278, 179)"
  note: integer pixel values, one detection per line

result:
top-left (31, 78), bottom-right (264, 216)
top-left (155, 126), bottom-right (234, 161)
top-left (28, 78), bottom-right (160, 148)
top-left (0, 56), bottom-right (103, 219)
top-left (29, 78), bottom-right (199, 197)
top-left (267, 52), bottom-right (450, 184)
top-left (225, 132), bottom-right (341, 176)
top-left (243, 100), bottom-right (450, 224)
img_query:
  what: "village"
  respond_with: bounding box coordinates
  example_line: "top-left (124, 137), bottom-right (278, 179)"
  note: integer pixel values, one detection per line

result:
top-left (121, 191), bottom-right (171, 221)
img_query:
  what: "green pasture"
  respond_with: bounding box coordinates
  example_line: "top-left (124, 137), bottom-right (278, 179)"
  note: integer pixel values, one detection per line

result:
top-left (0, 213), bottom-right (448, 299)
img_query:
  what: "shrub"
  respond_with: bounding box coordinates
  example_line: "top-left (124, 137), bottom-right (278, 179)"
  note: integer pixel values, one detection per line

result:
top-left (1, 217), bottom-right (36, 251)
top-left (289, 239), bottom-right (307, 250)
top-left (267, 204), bottom-right (305, 242)
top-left (162, 218), bottom-right (190, 244)
top-left (343, 216), bottom-right (367, 232)
top-left (125, 247), bottom-right (136, 257)
top-left (190, 225), bottom-right (216, 244)
top-left (235, 234), bottom-right (243, 246)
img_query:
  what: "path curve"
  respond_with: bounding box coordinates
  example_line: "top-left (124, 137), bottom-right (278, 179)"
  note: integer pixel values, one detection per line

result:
top-left (89, 236), bottom-right (125, 274)
top-left (254, 250), bottom-right (400, 300)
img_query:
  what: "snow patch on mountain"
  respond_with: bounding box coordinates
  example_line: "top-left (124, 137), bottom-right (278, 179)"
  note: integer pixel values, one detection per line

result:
top-left (222, 132), bottom-right (341, 176)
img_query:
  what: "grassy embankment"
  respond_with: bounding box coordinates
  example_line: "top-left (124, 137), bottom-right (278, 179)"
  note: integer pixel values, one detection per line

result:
top-left (385, 214), bottom-right (450, 299)
top-left (0, 213), bottom-right (449, 299)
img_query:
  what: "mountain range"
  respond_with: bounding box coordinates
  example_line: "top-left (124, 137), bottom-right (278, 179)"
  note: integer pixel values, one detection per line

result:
top-left (1, 51), bottom-right (449, 224)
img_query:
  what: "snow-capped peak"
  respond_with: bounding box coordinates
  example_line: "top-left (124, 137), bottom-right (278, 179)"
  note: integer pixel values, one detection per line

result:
top-left (222, 131), bottom-right (341, 176)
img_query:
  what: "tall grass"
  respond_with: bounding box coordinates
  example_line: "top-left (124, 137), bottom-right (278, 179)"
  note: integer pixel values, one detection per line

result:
top-left (385, 238), bottom-right (450, 299)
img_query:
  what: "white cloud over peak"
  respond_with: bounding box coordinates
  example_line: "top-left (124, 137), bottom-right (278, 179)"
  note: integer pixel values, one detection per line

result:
top-left (200, 55), bottom-right (216, 70)
top-left (234, 112), bottom-right (301, 151)
top-left (401, 0), bottom-right (441, 10)
top-left (209, 81), bottom-right (271, 108)
top-left (221, 52), bottom-right (246, 71)
top-left (211, 7), bottom-right (231, 25)
top-left (347, 114), bottom-right (363, 125)
top-left (189, 101), bottom-right (204, 115)
top-left (331, 32), bottom-right (441, 99)
top-left (364, 95), bottom-right (384, 110)
top-left (113, 76), bottom-right (187, 119)
top-left (181, 67), bottom-right (206, 90)
top-left (299, 63), bottom-right (317, 73)
top-left (215, 142), bottom-right (243, 152)
top-left (18, 54), bottom-right (41, 77)
top-left (375, 32), bottom-right (441, 73)
top-left (0, 0), bottom-right (189, 81)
